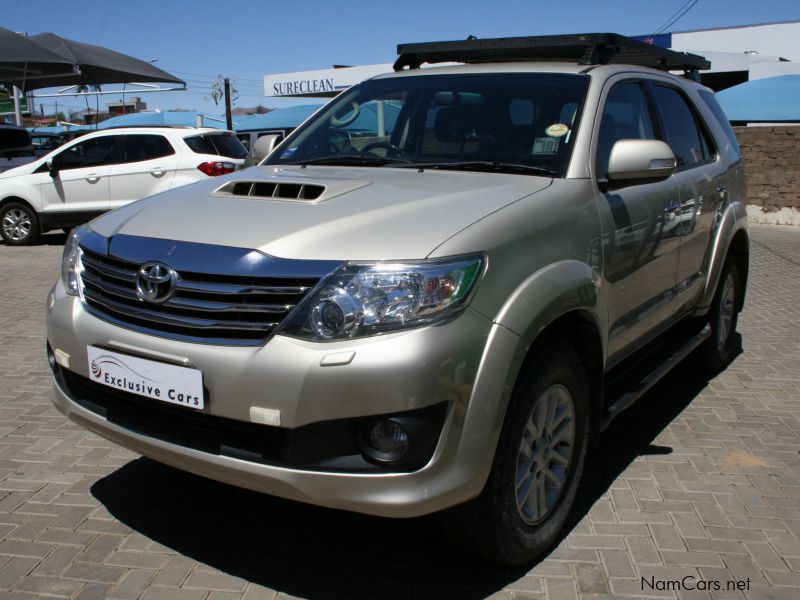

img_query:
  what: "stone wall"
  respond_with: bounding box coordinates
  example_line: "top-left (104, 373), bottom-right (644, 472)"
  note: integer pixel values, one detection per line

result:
top-left (734, 126), bottom-right (800, 210)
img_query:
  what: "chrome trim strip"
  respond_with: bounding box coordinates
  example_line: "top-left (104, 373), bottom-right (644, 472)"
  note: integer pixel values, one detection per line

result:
top-left (163, 296), bottom-right (293, 314)
top-left (83, 289), bottom-right (279, 332)
top-left (81, 253), bottom-right (137, 283)
top-left (175, 280), bottom-right (310, 296)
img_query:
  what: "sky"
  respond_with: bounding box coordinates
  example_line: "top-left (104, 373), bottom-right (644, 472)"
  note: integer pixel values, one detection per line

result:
top-left (4, 0), bottom-right (799, 117)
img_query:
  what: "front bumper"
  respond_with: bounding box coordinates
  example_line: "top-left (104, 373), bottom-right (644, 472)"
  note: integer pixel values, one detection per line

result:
top-left (47, 281), bottom-right (525, 517)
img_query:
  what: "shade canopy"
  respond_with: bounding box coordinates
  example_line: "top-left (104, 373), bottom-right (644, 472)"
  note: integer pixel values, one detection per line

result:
top-left (0, 27), bottom-right (77, 86)
top-left (233, 105), bottom-right (323, 130)
top-left (716, 75), bottom-right (800, 123)
top-left (95, 105), bottom-right (324, 131)
top-left (1, 31), bottom-right (184, 91)
top-left (96, 111), bottom-right (218, 129)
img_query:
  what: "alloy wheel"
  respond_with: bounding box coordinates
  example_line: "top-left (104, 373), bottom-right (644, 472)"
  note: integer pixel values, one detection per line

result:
top-left (514, 383), bottom-right (576, 525)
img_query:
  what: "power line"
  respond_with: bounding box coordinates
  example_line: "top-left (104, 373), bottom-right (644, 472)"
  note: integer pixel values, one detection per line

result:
top-left (653, 0), bottom-right (700, 35)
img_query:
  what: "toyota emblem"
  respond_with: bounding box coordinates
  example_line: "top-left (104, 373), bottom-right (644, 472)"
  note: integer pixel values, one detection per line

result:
top-left (135, 262), bottom-right (177, 303)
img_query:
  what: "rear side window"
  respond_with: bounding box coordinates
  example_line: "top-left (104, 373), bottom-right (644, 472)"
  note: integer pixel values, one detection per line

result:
top-left (122, 135), bottom-right (175, 163)
top-left (184, 133), bottom-right (247, 159)
top-left (651, 85), bottom-right (714, 168)
top-left (698, 90), bottom-right (741, 156)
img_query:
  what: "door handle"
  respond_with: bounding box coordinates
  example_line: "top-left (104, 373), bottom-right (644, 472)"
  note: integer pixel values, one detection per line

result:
top-left (86, 175), bottom-right (100, 183)
top-left (150, 168), bottom-right (166, 177)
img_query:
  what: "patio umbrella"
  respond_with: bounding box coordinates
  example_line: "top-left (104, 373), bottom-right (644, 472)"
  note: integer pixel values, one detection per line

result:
top-left (0, 27), bottom-right (78, 87)
top-left (2, 32), bottom-right (184, 91)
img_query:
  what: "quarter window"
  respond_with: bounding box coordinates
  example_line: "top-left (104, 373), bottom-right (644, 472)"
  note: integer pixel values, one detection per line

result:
top-left (699, 90), bottom-right (740, 156)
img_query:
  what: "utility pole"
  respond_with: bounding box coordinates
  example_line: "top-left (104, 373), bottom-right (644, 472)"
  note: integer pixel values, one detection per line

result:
top-left (224, 78), bottom-right (233, 130)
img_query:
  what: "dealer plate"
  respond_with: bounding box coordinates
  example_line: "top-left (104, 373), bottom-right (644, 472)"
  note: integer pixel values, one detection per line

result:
top-left (87, 347), bottom-right (204, 409)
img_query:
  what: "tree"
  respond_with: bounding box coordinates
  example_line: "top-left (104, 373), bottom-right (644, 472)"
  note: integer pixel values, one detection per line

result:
top-left (76, 84), bottom-right (102, 126)
top-left (207, 75), bottom-right (238, 107)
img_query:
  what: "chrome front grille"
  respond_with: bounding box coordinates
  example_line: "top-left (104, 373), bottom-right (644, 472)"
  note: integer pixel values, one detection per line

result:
top-left (78, 247), bottom-right (321, 345)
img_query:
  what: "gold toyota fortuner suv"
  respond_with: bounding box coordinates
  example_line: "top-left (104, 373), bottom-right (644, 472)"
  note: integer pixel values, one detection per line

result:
top-left (47, 34), bottom-right (748, 564)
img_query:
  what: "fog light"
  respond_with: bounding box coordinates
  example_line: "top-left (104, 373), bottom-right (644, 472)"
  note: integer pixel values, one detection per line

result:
top-left (368, 420), bottom-right (409, 458)
top-left (46, 343), bottom-right (57, 373)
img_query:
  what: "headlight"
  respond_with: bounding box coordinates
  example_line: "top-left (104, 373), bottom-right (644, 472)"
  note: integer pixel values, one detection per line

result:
top-left (280, 254), bottom-right (484, 341)
top-left (61, 226), bottom-right (89, 296)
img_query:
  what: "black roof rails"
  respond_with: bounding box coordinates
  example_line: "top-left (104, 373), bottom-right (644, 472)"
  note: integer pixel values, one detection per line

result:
top-left (394, 33), bottom-right (710, 73)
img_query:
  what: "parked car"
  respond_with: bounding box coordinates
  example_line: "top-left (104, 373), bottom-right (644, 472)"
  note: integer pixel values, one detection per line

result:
top-left (0, 126), bottom-right (247, 245)
top-left (0, 123), bottom-right (37, 174)
top-left (46, 34), bottom-right (748, 564)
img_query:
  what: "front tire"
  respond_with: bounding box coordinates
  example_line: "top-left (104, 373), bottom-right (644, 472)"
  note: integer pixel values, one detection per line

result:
top-left (0, 202), bottom-right (41, 246)
top-left (444, 341), bottom-right (590, 565)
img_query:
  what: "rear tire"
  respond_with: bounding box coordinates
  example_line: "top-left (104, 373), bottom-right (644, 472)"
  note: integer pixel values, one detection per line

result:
top-left (695, 260), bottom-right (742, 372)
top-left (0, 202), bottom-right (41, 246)
top-left (443, 341), bottom-right (590, 565)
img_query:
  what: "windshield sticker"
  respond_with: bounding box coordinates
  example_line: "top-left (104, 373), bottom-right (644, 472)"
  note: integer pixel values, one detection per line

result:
top-left (545, 123), bottom-right (570, 137)
top-left (281, 147), bottom-right (298, 159)
top-left (532, 137), bottom-right (559, 155)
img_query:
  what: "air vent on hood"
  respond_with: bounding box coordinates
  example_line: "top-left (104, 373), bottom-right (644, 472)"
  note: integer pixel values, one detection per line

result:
top-left (219, 181), bottom-right (325, 201)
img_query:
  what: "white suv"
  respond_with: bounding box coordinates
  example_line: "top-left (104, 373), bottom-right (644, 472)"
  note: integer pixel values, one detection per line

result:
top-left (0, 126), bottom-right (247, 245)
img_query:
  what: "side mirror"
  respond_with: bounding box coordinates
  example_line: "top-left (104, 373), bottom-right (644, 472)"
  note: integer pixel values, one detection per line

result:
top-left (47, 158), bottom-right (59, 178)
top-left (607, 139), bottom-right (676, 182)
top-left (253, 134), bottom-right (284, 164)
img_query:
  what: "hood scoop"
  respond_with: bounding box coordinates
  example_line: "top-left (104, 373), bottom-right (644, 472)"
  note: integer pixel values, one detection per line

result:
top-left (218, 180), bottom-right (326, 201)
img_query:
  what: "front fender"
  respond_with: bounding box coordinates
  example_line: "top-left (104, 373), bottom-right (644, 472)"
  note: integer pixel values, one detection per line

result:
top-left (494, 259), bottom-right (606, 352)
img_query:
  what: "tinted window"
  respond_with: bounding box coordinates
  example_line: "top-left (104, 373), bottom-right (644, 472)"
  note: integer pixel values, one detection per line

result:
top-left (699, 90), bottom-right (740, 156)
top-left (651, 85), bottom-right (711, 168)
top-left (122, 135), bottom-right (175, 163)
top-left (58, 136), bottom-right (118, 169)
top-left (185, 133), bottom-right (247, 159)
top-left (596, 82), bottom-right (656, 178)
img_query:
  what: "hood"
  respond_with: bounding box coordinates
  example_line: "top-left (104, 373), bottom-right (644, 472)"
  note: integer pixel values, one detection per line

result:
top-left (0, 157), bottom-right (39, 178)
top-left (89, 165), bottom-right (552, 260)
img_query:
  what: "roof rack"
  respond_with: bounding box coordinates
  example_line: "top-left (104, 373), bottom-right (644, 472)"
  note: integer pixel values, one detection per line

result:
top-left (97, 124), bottom-right (203, 130)
top-left (393, 33), bottom-right (710, 73)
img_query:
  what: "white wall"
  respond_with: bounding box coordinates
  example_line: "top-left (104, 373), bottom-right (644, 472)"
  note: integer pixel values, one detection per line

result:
top-left (672, 21), bottom-right (800, 61)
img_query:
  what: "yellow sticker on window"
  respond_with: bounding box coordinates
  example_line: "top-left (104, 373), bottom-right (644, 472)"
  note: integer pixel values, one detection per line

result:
top-left (545, 123), bottom-right (570, 137)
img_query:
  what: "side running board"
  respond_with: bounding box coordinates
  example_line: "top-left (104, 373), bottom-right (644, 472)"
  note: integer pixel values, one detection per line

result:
top-left (601, 323), bottom-right (711, 429)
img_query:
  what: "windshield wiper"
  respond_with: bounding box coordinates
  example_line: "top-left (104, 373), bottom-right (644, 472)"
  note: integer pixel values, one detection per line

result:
top-left (291, 154), bottom-right (413, 167)
top-left (400, 161), bottom-right (557, 176)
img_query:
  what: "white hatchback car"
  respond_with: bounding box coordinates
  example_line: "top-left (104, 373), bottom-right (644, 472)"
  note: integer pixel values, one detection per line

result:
top-left (0, 126), bottom-right (247, 245)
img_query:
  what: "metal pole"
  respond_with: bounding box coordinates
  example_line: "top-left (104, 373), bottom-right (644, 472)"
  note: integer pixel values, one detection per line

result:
top-left (224, 78), bottom-right (233, 130)
top-left (13, 86), bottom-right (22, 126)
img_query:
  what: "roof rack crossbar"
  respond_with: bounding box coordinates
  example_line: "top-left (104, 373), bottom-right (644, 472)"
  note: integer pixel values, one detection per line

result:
top-left (393, 33), bottom-right (709, 73)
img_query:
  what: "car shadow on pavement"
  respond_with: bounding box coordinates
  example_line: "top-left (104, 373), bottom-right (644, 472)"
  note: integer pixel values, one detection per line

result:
top-left (91, 352), bottom-right (733, 599)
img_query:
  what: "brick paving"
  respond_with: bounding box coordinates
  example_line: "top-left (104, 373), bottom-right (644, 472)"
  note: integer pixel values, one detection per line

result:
top-left (0, 224), bottom-right (798, 599)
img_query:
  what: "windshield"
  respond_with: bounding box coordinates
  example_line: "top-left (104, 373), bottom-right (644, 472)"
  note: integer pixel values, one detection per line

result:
top-left (265, 73), bottom-right (589, 176)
